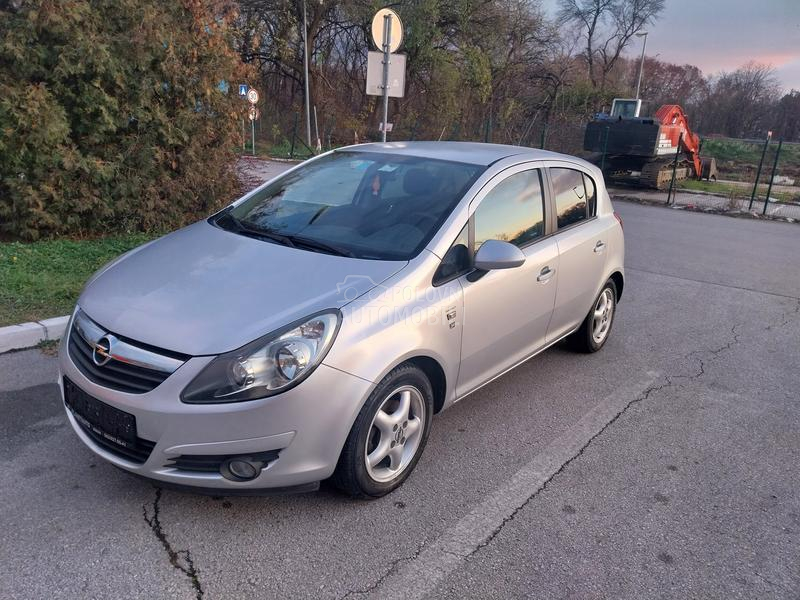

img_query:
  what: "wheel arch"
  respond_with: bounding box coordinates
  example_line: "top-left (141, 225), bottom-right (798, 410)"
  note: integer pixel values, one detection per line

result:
top-left (609, 270), bottom-right (624, 301)
top-left (404, 356), bottom-right (447, 414)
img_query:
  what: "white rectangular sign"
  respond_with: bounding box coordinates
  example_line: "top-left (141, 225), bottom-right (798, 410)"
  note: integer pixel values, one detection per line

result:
top-left (366, 51), bottom-right (406, 98)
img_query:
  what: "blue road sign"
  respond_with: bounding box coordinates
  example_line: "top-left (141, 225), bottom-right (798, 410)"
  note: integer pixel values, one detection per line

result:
top-left (238, 84), bottom-right (248, 97)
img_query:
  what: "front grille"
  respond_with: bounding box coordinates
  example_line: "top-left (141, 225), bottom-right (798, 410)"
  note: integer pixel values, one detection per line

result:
top-left (165, 450), bottom-right (281, 473)
top-left (67, 315), bottom-right (188, 394)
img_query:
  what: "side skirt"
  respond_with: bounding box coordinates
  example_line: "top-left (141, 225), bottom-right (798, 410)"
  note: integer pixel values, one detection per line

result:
top-left (450, 324), bottom-right (581, 407)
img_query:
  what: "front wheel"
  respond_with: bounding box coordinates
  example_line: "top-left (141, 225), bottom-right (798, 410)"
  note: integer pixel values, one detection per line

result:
top-left (332, 363), bottom-right (433, 498)
top-left (568, 279), bottom-right (618, 353)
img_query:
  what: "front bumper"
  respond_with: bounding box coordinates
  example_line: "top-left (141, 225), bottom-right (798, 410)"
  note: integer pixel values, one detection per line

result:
top-left (58, 339), bottom-right (374, 491)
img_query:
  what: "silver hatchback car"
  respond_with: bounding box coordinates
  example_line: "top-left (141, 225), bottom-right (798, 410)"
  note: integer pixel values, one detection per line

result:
top-left (59, 142), bottom-right (624, 497)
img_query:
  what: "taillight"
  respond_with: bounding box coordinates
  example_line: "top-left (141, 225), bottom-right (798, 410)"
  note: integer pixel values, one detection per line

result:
top-left (613, 211), bottom-right (623, 230)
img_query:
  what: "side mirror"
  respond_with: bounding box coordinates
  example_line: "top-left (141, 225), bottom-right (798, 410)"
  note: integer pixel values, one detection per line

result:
top-left (473, 240), bottom-right (526, 271)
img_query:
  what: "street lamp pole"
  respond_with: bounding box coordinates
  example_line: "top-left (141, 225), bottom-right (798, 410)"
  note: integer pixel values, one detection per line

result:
top-left (634, 31), bottom-right (648, 101)
top-left (302, 0), bottom-right (312, 148)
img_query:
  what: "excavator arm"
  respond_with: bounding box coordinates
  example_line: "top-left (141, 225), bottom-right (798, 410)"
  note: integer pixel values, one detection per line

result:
top-left (654, 104), bottom-right (703, 178)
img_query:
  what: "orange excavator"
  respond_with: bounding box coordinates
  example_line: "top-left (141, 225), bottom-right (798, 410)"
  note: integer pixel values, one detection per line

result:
top-left (584, 99), bottom-right (717, 189)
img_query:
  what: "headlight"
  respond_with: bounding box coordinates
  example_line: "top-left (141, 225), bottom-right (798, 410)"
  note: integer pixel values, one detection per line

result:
top-left (181, 311), bottom-right (341, 404)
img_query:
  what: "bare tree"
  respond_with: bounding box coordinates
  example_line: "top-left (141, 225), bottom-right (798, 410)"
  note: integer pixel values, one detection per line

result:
top-left (773, 90), bottom-right (800, 142)
top-left (558, 0), bottom-right (664, 92)
top-left (693, 62), bottom-right (781, 137)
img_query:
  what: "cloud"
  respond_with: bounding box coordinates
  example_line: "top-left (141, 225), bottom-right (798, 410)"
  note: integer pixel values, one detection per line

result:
top-left (540, 0), bottom-right (800, 89)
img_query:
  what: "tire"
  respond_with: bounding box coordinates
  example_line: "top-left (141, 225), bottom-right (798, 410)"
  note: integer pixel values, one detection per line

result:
top-left (568, 279), bottom-right (618, 353)
top-left (332, 363), bottom-right (434, 498)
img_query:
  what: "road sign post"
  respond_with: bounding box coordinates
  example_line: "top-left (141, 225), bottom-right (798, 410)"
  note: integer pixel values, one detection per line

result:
top-left (246, 89), bottom-right (259, 157)
top-left (380, 14), bottom-right (392, 142)
top-left (369, 9), bottom-right (403, 142)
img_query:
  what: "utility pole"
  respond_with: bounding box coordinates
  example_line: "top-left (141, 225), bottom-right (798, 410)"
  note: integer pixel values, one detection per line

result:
top-left (302, 0), bottom-right (312, 148)
top-left (634, 31), bottom-right (648, 101)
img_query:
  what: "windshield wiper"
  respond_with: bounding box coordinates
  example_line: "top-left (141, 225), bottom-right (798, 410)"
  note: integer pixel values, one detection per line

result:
top-left (217, 212), bottom-right (355, 257)
top-left (216, 212), bottom-right (296, 248)
top-left (285, 235), bottom-right (356, 258)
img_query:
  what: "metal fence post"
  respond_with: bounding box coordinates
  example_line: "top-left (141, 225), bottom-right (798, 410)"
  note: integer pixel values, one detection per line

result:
top-left (749, 132), bottom-right (771, 210)
top-left (326, 116), bottom-right (335, 151)
top-left (539, 119), bottom-right (548, 149)
top-left (289, 113), bottom-right (298, 159)
top-left (762, 139), bottom-right (783, 216)
top-left (666, 132), bottom-right (683, 205)
top-left (313, 105), bottom-right (320, 151)
top-left (600, 126), bottom-right (610, 172)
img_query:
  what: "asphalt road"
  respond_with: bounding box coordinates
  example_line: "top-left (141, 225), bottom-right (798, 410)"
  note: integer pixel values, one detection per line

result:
top-left (1, 200), bottom-right (799, 599)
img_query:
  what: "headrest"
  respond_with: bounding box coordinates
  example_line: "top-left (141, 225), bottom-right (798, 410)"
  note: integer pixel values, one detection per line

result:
top-left (403, 168), bottom-right (437, 196)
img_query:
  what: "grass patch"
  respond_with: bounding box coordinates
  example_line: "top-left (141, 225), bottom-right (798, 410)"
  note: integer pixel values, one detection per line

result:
top-left (36, 339), bottom-right (60, 356)
top-left (702, 138), bottom-right (800, 167)
top-left (701, 138), bottom-right (800, 183)
top-left (677, 179), bottom-right (797, 203)
top-left (0, 233), bottom-right (158, 327)
top-left (237, 139), bottom-right (314, 161)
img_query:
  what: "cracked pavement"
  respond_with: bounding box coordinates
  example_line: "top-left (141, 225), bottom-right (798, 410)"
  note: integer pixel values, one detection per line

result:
top-left (143, 488), bottom-right (204, 599)
top-left (1, 200), bottom-right (799, 599)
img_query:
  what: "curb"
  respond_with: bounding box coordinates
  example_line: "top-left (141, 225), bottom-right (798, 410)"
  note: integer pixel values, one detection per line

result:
top-left (0, 315), bottom-right (69, 354)
top-left (610, 195), bottom-right (799, 225)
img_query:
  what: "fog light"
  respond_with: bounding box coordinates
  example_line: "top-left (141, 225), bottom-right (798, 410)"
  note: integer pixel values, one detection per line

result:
top-left (221, 458), bottom-right (260, 482)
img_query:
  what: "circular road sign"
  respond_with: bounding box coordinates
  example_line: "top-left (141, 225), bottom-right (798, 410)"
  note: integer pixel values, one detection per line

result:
top-left (371, 8), bottom-right (403, 53)
top-left (248, 106), bottom-right (259, 121)
top-left (246, 88), bottom-right (259, 105)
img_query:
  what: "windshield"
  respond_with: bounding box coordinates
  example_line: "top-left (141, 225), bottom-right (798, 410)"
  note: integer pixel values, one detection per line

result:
top-left (219, 151), bottom-right (485, 260)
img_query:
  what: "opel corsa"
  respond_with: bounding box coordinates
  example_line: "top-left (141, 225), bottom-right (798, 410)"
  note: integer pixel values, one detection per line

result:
top-left (59, 142), bottom-right (625, 498)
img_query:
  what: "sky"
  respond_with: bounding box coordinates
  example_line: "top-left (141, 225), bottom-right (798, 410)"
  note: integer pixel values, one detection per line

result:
top-left (541, 0), bottom-right (800, 91)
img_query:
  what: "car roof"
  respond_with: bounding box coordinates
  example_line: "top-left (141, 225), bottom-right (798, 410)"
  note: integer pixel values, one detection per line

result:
top-left (337, 141), bottom-right (575, 167)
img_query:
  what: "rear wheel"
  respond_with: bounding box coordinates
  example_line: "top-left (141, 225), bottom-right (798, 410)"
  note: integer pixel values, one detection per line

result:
top-left (569, 279), bottom-right (617, 353)
top-left (332, 363), bottom-right (433, 498)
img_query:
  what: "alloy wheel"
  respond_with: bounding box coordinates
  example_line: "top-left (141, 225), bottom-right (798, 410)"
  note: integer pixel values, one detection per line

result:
top-left (364, 385), bottom-right (426, 483)
top-left (592, 288), bottom-right (615, 344)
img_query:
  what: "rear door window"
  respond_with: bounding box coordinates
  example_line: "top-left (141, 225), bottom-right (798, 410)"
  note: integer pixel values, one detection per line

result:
top-left (550, 168), bottom-right (588, 229)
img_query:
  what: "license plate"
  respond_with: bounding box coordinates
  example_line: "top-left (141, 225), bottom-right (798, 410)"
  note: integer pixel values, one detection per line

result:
top-left (64, 378), bottom-right (138, 447)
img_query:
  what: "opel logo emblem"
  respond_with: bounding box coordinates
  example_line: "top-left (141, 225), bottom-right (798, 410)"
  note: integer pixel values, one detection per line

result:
top-left (92, 336), bottom-right (113, 366)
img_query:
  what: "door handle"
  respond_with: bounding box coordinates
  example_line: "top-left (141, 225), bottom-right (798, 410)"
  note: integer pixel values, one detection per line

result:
top-left (537, 266), bottom-right (555, 282)
top-left (593, 240), bottom-right (606, 253)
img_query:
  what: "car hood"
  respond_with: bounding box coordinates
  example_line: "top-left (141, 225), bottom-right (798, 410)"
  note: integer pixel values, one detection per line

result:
top-left (78, 220), bottom-right (406, 355)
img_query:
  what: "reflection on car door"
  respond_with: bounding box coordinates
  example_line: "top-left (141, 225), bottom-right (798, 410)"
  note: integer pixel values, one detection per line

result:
top-left (545, 166), bottom-right (609, 342)
top-left (456, 166), bottom-right (559, 398)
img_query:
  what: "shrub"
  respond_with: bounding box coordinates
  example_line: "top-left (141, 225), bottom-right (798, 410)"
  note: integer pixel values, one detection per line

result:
top-left (0, 0), bottom-right (250, 240)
